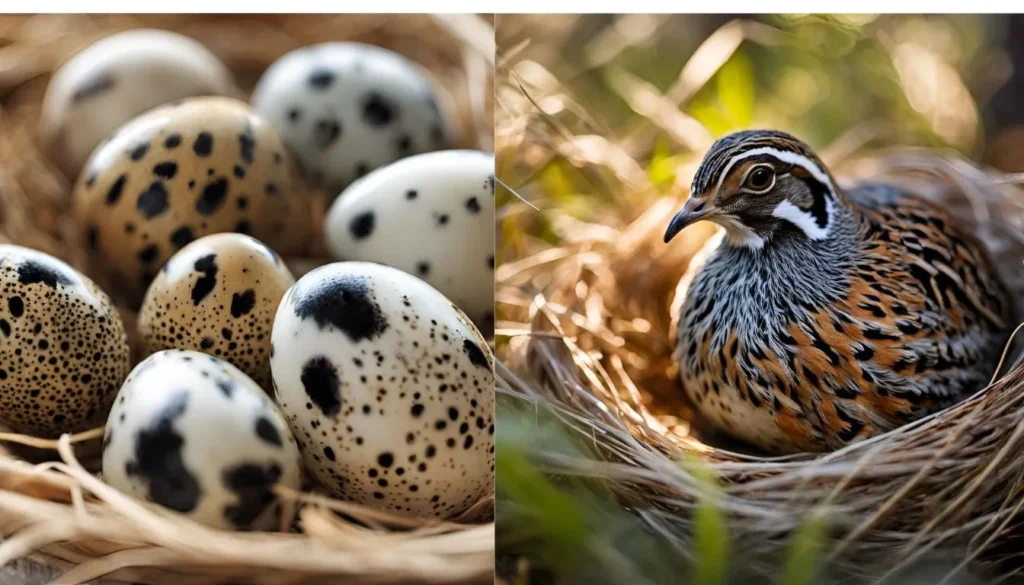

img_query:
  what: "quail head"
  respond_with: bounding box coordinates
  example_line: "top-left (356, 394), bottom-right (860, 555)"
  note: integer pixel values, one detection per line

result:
top-left (664, 129), bottom-right (1014, 454)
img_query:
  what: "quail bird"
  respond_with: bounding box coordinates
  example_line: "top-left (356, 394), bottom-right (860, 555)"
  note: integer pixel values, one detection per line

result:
top-left (664, 130), bottom-right (1014, 453)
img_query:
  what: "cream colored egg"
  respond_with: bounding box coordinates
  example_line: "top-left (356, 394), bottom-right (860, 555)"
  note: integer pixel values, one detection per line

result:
top-left (41, 28), bottom-right (235, 178)
top-left (271, 262), bottom-right (494, 519)
top-left (138, 233), bottom-right (294, 391)
top-left (73, 96), bottom-right (314, 301)
top-left (0, 245), bottom-right (130, 437)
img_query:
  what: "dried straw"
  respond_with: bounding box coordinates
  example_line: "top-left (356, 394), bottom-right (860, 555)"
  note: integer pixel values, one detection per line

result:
top-left (0, 14), bottom-right (494, 585)
top-left (496, 17), bottom-right (1024, 583)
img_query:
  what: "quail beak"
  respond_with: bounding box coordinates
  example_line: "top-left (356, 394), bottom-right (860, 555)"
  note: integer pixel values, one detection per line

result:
top-left (664, 198), bottom-right (713, 243)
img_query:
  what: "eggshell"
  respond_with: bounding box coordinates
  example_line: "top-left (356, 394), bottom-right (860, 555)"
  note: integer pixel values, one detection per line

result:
top-left (41, 28), bottom-right (235, 178)
top-left (325, 150), bottom-right (494, 332)
top-left (270, 262), bottom-right (493, 518)
top-left (0, 244), bottom-right (130, 437)
top-left (102, 349), bottom-right (302, 530)
top-left (251, 42), bottom-right (451, 196)
top-left (73, 96), bottom-right (314, 300)
top-left (138, 233), bottom-right (294, 390)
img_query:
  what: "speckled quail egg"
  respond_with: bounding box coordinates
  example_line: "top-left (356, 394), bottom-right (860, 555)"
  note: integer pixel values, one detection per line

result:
top-left (270, 262), bottom-right (493, 518)
top-left (102, 350), bottom-right (302, 530)
top-left (251, 42), bottom-right (451, 196)
top-left (325, 150), bottom-right (494, 332)
top-left (41, 28), bottom-right (235, 178)
top-left (73, 96), bottom-right (314, 300)
top-left (138, 233), bottom-right (294, 391)
top-left (0, 245), bottom-right (130, 437)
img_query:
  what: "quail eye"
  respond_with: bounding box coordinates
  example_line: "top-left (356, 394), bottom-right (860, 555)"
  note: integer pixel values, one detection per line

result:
top-left (745, 166), bottom-right (774, 191)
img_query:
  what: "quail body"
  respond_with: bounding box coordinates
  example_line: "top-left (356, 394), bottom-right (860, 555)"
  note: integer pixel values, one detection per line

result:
top-left (664, 130), bottom-right (1014, 453)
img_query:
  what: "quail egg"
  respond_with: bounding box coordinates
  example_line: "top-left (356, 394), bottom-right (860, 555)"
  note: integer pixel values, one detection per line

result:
top-left (102, 350), bottom-right (302, 530)
top-left (325, 150), bottom-right (494, 332)
top-left (73, 96), bottom-right (314, 300)
top-left (271, 262), bottom-right (494, 518)
top-left (251, 42), bottom-right (451, 196)
top-left (0, 245), bottom-right (130, 437)
top-left (138, 233), bottom-right (294, 391)
top-left (41, 28), bottom-right (235, 178)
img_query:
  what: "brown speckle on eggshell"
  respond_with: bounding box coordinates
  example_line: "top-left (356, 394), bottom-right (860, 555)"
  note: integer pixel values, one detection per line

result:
top-left (73, 96), bottom-right (315, 301)
top-left (138, 233), bottom-right (294, 390)
top-left (0, 245), bottom-right (130, 438)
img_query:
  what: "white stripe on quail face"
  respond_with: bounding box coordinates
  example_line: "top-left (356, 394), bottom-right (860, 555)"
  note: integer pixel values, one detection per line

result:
top-left (713, 146), bottom-right (836, 242)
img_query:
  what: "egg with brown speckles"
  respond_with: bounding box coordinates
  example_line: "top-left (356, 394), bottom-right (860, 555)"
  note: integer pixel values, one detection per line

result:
top-left (73, 96), bottom-right (315, 301)
top-left (41, 28), bottom-right (236, 178)
top-left (270, 262), bottom-right (494, 518)
top-left (102, 350), bottom-right (302, 530)
top-left (138, 233), bottom-right (294, 391)
top-left (0, 245), bottom-right (130, 437)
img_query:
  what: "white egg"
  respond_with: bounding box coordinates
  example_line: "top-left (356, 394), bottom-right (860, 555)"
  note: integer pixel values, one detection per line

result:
top-left (325, 150), bottom-right (494, 332)
top-left (102, 350), bottom-right (302, 531)
top-left (251, 42), bottom-right (451, 196)
top-left (270, 262), bottom-right (494, 519)
top-left (40, 28), bottom-right (235, 178)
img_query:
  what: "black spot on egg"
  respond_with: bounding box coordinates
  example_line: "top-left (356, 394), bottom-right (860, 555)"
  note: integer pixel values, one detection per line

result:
top-left (8, 297), bottom-right (23, 318)
top-left (349, 212), bottom-right (375, 240)
top-left (462, 339), bottom-right (488, 369)
top-left (153, 161), bottom-right (178, 179)
top-left (231, 289), bottom-right (256, 318)
top-left (300, 356), bottom-right (341, 417)
top-left (196, 178), bottom-right (229, 215)
top-left (313, 119), bottom-right (341, 150)
top-left (170, 226), bottom-right (194, 249)
top-left (138, 245), bottom-right (160, 265)
top-left (287, 108), bottom-right (301, 123)
top-left (191, 254), bottom-right (218, 306)
top-left (465, 197), bottom-right (481, 214)
top-left (129, 142), bottom-right (149, 161)
top-left (254, 416), bottom-right (282, 447)
top-left (323, 446), bottom-right (336, 461)
top-left (239, 125), bottom-right (255, 164)
top-left (308, 69), bottom-right (336, 89)
top-left (361, 92), bottom-right (397, 127)
top-left (406, 189), bottom-right (418, 200)
top-left (164, 133), bottom-right (182, 149)
top-left (124, 391), bottom-right (200, 513)
top-left (18, 261), bottom-right (72, 289)
top-left (106, 175), bottom-right (126, 205)
top-left (193, 132), bottom-right (214, 156)
top-left (71, 73), bottom-right (115, 103)
top-left (137, 181), bottom-right (170, 219)
top-left (292, 273), bottom-right (388, 341)
top-left (222, 462), bottom-right (281, 529)
top-left (0, 320), bottom-right (10, 337)
top-left (86, 226), bottom-right (99, 249)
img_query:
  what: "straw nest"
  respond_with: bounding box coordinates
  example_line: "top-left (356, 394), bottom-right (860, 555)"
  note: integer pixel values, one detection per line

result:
top-left (495, 40), bottom-right (1024, 585)
top-left (0, 14), bottom-right (494, 585)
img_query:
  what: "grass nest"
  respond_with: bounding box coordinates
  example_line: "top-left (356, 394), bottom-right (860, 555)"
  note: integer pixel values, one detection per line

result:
top-left (495, 45), bottom-right (1024, 584)
top-left (0, 14), bottom-right (494, 585)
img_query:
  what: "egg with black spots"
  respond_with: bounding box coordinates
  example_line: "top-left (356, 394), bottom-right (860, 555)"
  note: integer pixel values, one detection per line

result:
top-left (251, 42), bottom-right (451, 197)
top-left (138, 234), bottom-right (294, 391)
top-left (0, 245), bottom-right (130, 437)
top-left (271, 262), bottom-right (494, 518)
top-left (73, 96), bottom-right (315, 300)
top-left (325, 150), bottom-right (494, 333)
top-left (41, 29), bottom-right (235, 178)
top-left (102, 350), bottom-right (302, 530)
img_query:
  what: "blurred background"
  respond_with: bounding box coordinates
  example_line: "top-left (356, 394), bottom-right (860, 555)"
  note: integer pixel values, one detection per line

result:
top-left (495, 14), bottom-right (1024, 585)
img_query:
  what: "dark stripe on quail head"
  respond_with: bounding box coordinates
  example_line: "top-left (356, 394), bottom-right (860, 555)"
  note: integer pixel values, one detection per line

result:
top-left (690, 129), bottom-right (821, 196)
